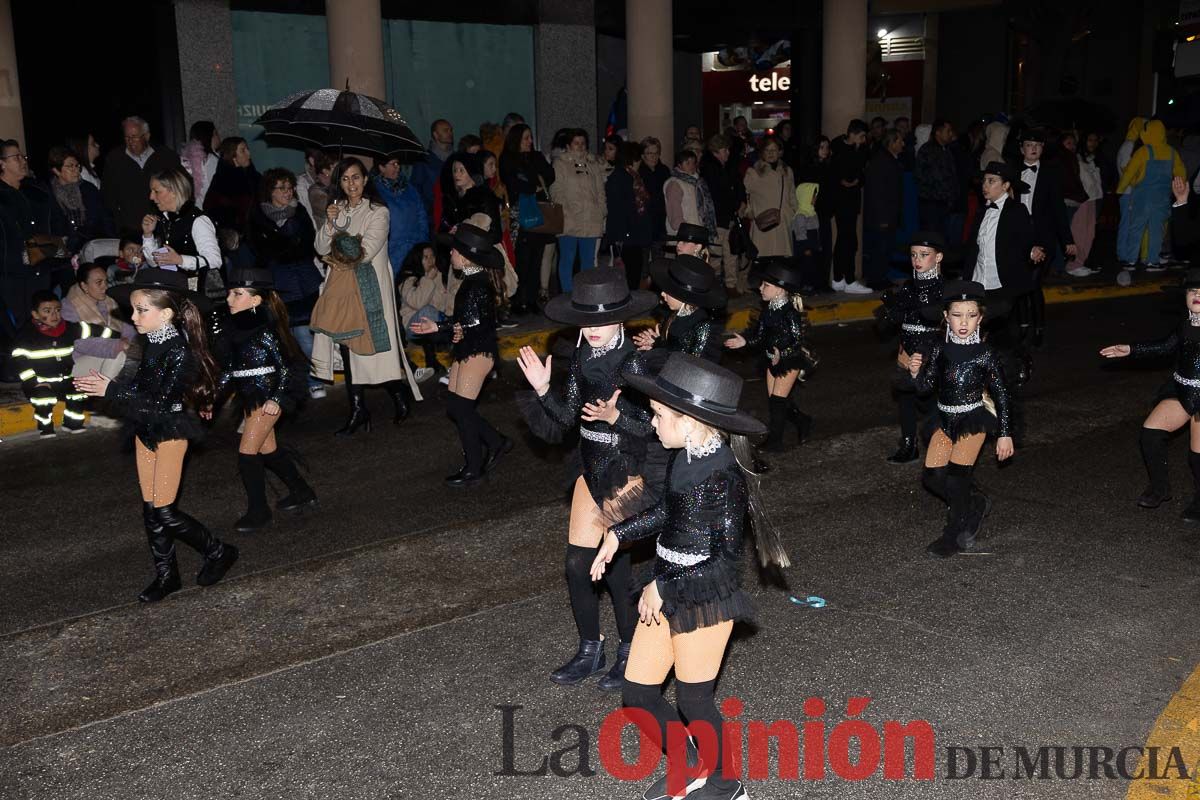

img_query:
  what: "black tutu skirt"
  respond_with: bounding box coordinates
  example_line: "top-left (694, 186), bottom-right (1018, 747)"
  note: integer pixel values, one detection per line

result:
top-left (935, 404), bottom-right (996, 440)
top-left (128, 411), bottom-right (207, 450)
top-left (762, 350), bottom-right (816, 379)
top-left (658, 558), bottom-right (754, 635)
top-left (1152, 378), bottom-right (1200, 418)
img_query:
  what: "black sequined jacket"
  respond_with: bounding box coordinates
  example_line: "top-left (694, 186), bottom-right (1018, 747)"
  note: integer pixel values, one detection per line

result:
top-left (914, 340), bottom-right (1011, 439)
top-left (106, 328), bottom-right (204, 449)
top-left (216, 309), bottom-right (307, 414)
top-left (879, 274), bottom-right (944, 355)
top-left (439, 271), bottom-right (497, 362)
top-left (740, 300), bottom-right (812, 377)
top-left (611, 447), bottom-right (752, 634)
top-left (520, 335), bottom-right (654, 506)
top-left (1130, 322), bottom-right (1200, 415)
top-left (654, 307), bottom-right (723, 363)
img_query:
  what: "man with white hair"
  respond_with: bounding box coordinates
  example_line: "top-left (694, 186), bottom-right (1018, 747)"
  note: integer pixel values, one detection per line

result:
top-left (101, 116), bottom-right (180, 234)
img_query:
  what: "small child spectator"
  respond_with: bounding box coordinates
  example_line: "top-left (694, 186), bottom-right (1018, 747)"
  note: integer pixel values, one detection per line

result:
top-left (11, 290), bottom-right (108, 437)
top-left (398, 242), bottom-right (450, 382)
top-left (109, 234), bottom-right (144, 283)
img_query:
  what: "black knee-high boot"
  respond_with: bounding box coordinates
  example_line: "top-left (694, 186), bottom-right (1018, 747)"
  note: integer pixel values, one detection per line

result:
top-left (786, 396), bottom-right (812, 444)
top-left (384, 380), bottom-right (410, 424)
top-left (1184, 452), bottom-right (1200, 522)
top-left (138, 502), bottom-right (180, 603)
top-left (235, 453), bottom-right (272, 533)
top-left (261, 449), bottom-right (318, 512)
top-left (677, 679), bottom-right (741, 792)
top-left (889, 391), bottom-right (920, 464)
top-left (1139, 428), bottom-right (1172, 507)
top-left (763, 396), bottom-right (788, 452)
top-left (552, 543), bottom-right (605, 685)
top-left (334, 346), bottom-right (371, 436)
top-left (154, 504), bottom-right (239, 585)
top-left (445, 394), bottom-right (485, 486)
top-left (597, 549), bottom-right (635, 692)
top-left (927, 463), bottom-right (971, 558)
top-left (922, 466), bottom-right (949, 504)
top-left (623, 680), bottom-right (706, 797)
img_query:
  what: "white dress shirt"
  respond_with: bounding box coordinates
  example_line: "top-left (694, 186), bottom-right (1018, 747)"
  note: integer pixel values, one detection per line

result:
top-left (1020, 161), bottom-right (1039, 215)
top-left (126, 146), bottom-right (155, 170)
top-left (143, 214), bottom-right (221, 291)
top-left (974, 194), bottom-right (1007, 290)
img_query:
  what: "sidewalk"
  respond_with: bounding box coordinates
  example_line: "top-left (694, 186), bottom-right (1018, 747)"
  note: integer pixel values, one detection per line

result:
top-left (0, 271), bottom-right (1173, 439)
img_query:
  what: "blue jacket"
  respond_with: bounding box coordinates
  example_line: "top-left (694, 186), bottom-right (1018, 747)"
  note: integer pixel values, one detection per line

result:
top-left (409, 146), bottom-right (447, 221)
top-left (373, 175), bottom-right (428, 276)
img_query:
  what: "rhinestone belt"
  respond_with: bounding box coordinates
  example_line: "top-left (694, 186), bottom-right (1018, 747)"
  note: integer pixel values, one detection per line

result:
top-left (901, 323), bottom-right (939, 333)
top-left (580, 427), bottom-right (619, 445)
top-left (1175, 372), bottom-right (1200, 388)
top-left (231, 366), bottom-right (276, 377)
top-left (657, 542), bottom-right (709, 567)
top-left (938, 400), bottom-right (983, 414)
top-left (170, 403), bottom-right (183, 412)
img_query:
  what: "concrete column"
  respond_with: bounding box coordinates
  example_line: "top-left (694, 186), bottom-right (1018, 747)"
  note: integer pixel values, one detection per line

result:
top-left (326, 0), bottom-right (386, 99)
top-left (0, 0), bottom-right (24, 144)
top-left (921, 13), bottom-right (938, 122)
top-left (174, 0), bottom-right (237, 144)
top-left (821, 0), bottom-right (867, 138)
top-left (626, 0), bottom-right (673, 164)
top-left (534, 0), bottom-right (596, 152)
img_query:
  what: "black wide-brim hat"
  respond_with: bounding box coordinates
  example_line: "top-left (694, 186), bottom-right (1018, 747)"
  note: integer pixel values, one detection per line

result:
top-left (226, 267), bottom-right (274, 290)
top-left (1019, 127), bottom-right (1047, 144)
top-left (750, 257), bottom-right (806, 294)
top-left (664, 222), bottom-right (711, 246)
top-left (440, 223), bottom-right (504, 270)
top-left (982, 161), bottom-right (1030, 195)
top-left (1163, 267), bottom-right (1200, 290)
top-left (623, 352), bottom-right (767, 436)
top-left (649, 255), bottom-right (728, 309)
top-left (909, 230), bottom-right (946, 252)
top-left (543, 266), bottom-right (659, 326)
top-left (108, 267), bottom-right (211, 312)
top-left (942, 279), bottom-right (987, 305)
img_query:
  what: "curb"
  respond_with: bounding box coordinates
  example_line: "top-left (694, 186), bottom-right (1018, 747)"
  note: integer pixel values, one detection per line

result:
top-left (0, 280), bottom-right (1171, 438)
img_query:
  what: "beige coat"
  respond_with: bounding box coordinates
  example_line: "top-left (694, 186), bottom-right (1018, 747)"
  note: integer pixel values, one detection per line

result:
top-left (551, 152), bottom-right (607, 238)
top-left (744, 164), bottom-right (797, 258)
top-left (311, 201), bottom-right (422, 398)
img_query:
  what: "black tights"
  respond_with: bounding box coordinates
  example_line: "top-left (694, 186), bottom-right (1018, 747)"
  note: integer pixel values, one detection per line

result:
top-left (623, 678), bottom-right (737, 790)
top-left (564, 543), bottom-right (636, 643)
top-left (445, 393), bottom-right (503, 473)
top-left (896, 389), bottom-right (933, 439)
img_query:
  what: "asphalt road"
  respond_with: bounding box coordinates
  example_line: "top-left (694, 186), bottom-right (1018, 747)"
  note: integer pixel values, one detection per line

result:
top-left (3, 292), bottom-right (1200, 799)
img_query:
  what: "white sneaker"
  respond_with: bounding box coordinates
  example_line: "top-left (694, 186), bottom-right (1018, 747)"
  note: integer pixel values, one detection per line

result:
top-left (68, 427), bottom-right (86, 435)
top-left (1145, 263), bottom-right (1168, 273)
top-left (438, 374), bottom-right (450, 386)
top-left (308, 385), bottom-right (327, 399)
top-left (1066, 266), bottom-right (1093, 277)
top-left (1117, 269), bottom-right (1133, 287)
top-left (843, 280), bottom-right (873, 294)
top-left (830, 279), bottom-right (847, 292)
top-left (414, 367), bottom-right (435, 383)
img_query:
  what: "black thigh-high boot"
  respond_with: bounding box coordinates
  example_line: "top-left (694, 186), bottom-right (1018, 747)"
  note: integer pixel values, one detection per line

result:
top-left (334, 346), bottom-right (371, 436)
top-left (763, 396), bottom-right (788, 452)
top-left (889, 390), bottom-right (920, 464)
top-left (234, 453), bottom-right (272, 532)
top-left (1184, 452), bottom-right (1200, 522)
top-left (1138, 428), bottom-right (1172, 508)
top-left (786, 395), bottom-right (812, 444)
top-left (261, 449), bottom-right (318, 512)
top-left (623, 680), bottom-right (706, 798)
top-left (677, 679), bottom-right (742, 794)
top-left (154, 504), bottom-right (239, 586)
top-left (551, 543), bottom-right (606, 685)
top-left (138, 501), bottom-right (181, 603)
top-left (597, 549), bottom-right (635, 692)
top-left (445, 394), bottom-right (485, 487)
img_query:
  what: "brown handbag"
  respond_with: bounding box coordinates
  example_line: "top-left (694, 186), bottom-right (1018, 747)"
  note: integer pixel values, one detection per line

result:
top-left (25, 234), bottom-right (66, 265)
top-left (529, 176), bottom-right (564, 235)
top-left (753, 171), bottom-right (786, 232)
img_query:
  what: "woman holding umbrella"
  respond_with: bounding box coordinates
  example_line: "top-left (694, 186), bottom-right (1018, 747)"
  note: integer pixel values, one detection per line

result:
top-left (310, 157), bottom-right (423, 435)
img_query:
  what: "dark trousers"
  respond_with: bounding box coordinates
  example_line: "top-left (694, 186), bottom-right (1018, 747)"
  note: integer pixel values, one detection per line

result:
top-left (817, 211), bottom-right (833, 288)
top-left (618, 244), bottom-right (649, 290)
top-left (918, 199), bottom-right (949, 237)
top-left (832, 208), bottom-right (859, 283)
top-left (862, 225), bottom-right (893, 287)
top-left (514, 232), bottom-right (546, 310)
top-left (29, 381), bottom-right (86, 432)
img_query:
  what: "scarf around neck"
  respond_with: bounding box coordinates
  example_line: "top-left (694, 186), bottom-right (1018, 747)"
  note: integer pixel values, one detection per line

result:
top-left (65, 283), bottom-right (118, 329)
top-left (671, 168), bottom-right (717, 239)
top-left (51, 177), bottom-right (86, 223)
top-left (260, 199), bottom-right (297, 225)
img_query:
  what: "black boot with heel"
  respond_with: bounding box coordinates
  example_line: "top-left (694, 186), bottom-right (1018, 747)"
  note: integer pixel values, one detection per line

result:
top-left (138, 502), bottom-right (181, 603)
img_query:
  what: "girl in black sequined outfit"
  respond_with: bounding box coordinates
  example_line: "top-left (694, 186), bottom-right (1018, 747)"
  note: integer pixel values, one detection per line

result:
top-left (910, 281), bottom-right (1014, 558)
top-left (878, 232), bottom-right (946, 464)
top-left (516, 267), bottom-right (659, 691)
top-left (211, 268), bottom-right (316, 533)
top-left (725, 258), bottom-right (814, 451)
top-left (1101, 268), bottom-right (1200, 520)
top-left (410, 222), bottom-right (510, 488)
top-left (635, 254), bottom-right (727, 366)
top-left (591, 353), bottom-right (788, 800)
top-left (75, 268), bottom-right (238, 603)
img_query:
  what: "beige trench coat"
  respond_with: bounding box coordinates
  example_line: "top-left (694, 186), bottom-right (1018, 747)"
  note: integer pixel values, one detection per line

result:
top-left (744, 164), bottom-right (797, 258)
top-left (311, 201), bottom-right (422, 399)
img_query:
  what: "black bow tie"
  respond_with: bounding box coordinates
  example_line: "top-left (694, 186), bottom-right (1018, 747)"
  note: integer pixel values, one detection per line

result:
top-left (1023, 164), bottom-right (1038, 173)
top-left (986, 201), bottom-right (999, 210)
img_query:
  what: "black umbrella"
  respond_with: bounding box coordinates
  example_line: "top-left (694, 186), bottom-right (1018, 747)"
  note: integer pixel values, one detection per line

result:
top-left (253, 87), bottom-right (425, 158)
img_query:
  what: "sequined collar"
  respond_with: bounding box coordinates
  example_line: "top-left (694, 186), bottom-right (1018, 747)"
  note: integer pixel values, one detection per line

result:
top-left (460, 265), bottom-right (484, 277)
top-left (587, 327), bottom-right (624, 359)
top-left (768, 295), bottom-right (788, 311)
top-left (684, 431), bottom-right (723, 463)
top-left (1190, 311), bottom-right (1200, 327)
top-left (146, 324), bottom-right (179, 344)
top-left (914, 268), bottom-right (941, 281)
top-left (676, 304), bottom-right (695, 318)
top-left (947, 329), bottom-right (981, 345)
